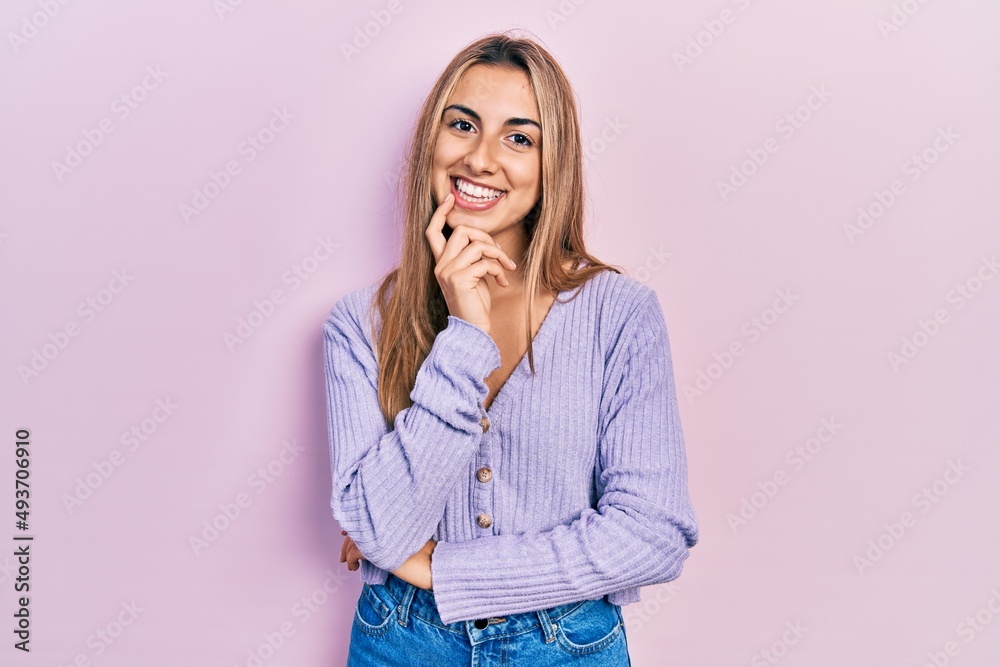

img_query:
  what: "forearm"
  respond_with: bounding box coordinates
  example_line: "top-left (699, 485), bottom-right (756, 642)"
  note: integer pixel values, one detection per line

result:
top-left (390, 539), bottom-right (436, 590)
top-left (326, 307), bottom-right (501, 572)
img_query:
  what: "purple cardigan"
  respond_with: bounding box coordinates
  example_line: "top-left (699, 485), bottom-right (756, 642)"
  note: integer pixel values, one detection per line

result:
top-left (323, 268), bottom-right (698, 624)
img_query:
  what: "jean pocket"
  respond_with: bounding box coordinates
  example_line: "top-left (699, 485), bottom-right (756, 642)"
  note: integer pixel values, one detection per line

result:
top-left (553, 597), bottom-right (624, 656)
top-left (354, 583), bottom-right (398, 636)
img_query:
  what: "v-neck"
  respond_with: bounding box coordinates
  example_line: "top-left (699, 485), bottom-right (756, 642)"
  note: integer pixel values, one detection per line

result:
top-left (482, 282), bottom-right (583, 418)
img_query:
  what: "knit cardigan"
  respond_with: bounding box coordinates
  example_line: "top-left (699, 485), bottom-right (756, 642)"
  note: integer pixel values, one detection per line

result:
top-left (323, 268), bottom-right (698, 625)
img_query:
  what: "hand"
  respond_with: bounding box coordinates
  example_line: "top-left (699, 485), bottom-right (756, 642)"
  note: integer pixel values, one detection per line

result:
top-left (339, 530), bottom-right (366, 571)
top-left (390, 538), bottom-right (436, 591)
top-left (339, 531), bottom-right (437, 591)
top-left (425, 192), bottom-right (517, 335)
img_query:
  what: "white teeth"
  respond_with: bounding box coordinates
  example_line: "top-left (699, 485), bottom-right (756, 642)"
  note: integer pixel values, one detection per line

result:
top-left (455, 178), bottom-right (503, 200)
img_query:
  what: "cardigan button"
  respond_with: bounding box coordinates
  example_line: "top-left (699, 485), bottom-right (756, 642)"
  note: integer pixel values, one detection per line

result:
top-left (480, 417), bottom-right (490, 432)
top-left (476, 467), bottom-right (492, 483)
top-left (477, 513), bottom-right (492, 528)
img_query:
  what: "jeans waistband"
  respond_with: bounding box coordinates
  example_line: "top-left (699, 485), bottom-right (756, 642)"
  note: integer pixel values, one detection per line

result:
top-left (382, 572), bottom-right (594, 641)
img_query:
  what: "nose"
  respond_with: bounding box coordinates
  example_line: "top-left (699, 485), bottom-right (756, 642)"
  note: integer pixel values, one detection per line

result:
top-left (463, 137), bottom-right (498, 175)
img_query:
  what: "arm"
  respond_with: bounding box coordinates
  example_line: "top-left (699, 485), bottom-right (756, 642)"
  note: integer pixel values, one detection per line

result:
top-left (429, 290), bottom-right (699, 624)
top-left (323, 289), bottom-right (501, 573)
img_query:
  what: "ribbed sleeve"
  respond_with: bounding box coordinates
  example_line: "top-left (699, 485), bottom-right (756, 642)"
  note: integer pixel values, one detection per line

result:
top-left (323, 292), bottom-right (502, 573)
top-left (429, 290), bottom-right (699, 624)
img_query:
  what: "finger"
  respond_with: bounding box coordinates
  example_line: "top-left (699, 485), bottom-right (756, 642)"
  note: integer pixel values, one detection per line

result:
top-left (465, 258), bottom-right (508, 288)
top-left (339, 536), bottom-right (349, 563)
top-left (345, 544), bottom-right (356, 569)
top-left (454, 224), bottom-right (507, 252)
top-left (347, 545), bottom-right (366, 570)
top-left (438, 225), bottom-right (516, 272)
top-left (442, 255), bottom-right (509, 291)
top-left (342, 535), bottom-right (359, 563)
top-left (425, 193), bottom-right (456, 262)
top-left (450, 240), bottom-right (515, 279)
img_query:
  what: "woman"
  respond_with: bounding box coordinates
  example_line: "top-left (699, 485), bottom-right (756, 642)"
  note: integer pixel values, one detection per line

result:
top-left (324, 31), bottom-right (698, 665)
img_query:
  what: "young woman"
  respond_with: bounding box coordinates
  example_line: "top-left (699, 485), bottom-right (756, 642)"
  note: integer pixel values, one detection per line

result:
top-left (324, 32), bottom-right (698, 665)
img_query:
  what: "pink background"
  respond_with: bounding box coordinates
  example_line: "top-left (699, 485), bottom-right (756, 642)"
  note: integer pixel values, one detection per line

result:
top-left (2, 1), bottom-right (999, 665)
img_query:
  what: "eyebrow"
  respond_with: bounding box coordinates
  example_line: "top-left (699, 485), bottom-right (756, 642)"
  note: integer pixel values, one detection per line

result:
top-left (443, 104), bottom-right (541, 132)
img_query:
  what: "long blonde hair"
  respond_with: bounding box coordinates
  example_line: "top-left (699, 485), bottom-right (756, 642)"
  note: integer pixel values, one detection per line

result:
top-left (371, 31), bottom-right (622, 428)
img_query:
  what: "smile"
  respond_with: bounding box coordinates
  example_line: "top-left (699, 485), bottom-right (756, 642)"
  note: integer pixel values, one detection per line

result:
top-left (451, 177), bottom-right (506, 211)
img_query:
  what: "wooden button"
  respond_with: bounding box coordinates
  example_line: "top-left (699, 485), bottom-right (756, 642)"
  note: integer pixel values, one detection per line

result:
top-left (476, 467), bottom-right (492, 483)
top-left (480, 417), bottom-right (490, 432)
top-left (477, 513), bottom-right (492, 528)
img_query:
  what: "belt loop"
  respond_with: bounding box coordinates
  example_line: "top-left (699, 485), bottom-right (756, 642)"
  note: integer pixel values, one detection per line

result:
top-left (535, 607), bottom-right (558, 643)
top-left (395, 578), bottom-right (417, 627)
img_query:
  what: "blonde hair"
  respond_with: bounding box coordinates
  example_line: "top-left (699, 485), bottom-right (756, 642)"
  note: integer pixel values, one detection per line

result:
top-left (371, 30), bottom-right (622, 427)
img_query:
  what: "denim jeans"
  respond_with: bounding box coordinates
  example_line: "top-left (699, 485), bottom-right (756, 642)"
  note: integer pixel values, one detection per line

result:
top-left (346, 573), bottom-right (632, 666)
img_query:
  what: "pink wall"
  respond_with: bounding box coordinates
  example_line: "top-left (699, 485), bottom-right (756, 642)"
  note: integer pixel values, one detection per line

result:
top-left (2, 1), bottom-right (998, 665)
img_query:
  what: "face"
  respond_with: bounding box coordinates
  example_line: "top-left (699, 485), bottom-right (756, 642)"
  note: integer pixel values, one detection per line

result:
top-left (430, 64), bottom-right (542, 237)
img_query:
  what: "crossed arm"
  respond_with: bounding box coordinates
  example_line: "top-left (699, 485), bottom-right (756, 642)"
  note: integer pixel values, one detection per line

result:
top-left (326, 287), bottom-right (698, 622)
top-left (339, 529), bottom-right (435, 590)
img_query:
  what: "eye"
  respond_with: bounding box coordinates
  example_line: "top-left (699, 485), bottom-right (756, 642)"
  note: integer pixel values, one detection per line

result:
top-left (446, 118), bottom-right (536, 149)
top-left (510, 133), bottom-right (534, 148)
top-left (448, 118), bottom-right (475, 133)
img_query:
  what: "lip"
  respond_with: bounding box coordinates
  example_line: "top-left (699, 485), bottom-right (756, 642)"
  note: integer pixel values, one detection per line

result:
top-left (450, 176), bottom-right (506, 212)
top-left (452, 175), bottom-right (504, 191)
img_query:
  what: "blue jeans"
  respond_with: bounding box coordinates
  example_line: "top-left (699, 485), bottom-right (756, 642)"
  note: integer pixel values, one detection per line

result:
top-left (346, 573), bottom-right (632, 666)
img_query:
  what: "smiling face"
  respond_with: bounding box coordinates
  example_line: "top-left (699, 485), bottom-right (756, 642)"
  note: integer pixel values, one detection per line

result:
top-left (431, 64), bottom-right (542, 238)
